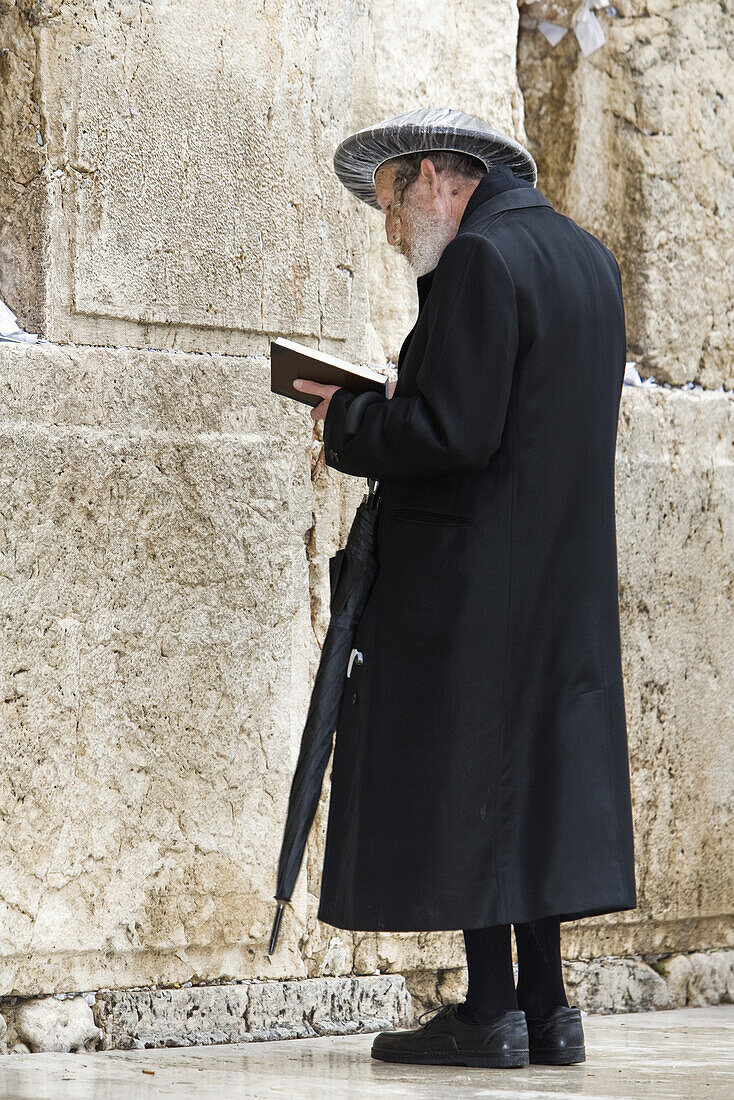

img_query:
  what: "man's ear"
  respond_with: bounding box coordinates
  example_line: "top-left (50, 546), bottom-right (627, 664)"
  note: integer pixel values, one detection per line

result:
top-left (420, 156), bottom-right (440, 196)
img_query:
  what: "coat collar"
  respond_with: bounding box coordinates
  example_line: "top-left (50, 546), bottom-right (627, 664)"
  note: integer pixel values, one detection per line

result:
top-left (459, 165), bottom-right (534, 228)
top-left (457, 186), bottom-right (552, 235)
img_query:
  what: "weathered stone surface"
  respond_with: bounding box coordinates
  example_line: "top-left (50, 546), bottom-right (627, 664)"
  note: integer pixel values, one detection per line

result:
top-left (246, 976), bottom-right (411, 1040)
top-left (93, 985), bottom-right (251, 1050)
top-left (564, 950), bottom-right (734, 1014)
top-left (518, 1), bottom-right (734, 387)
top-left (654, 949), bottom-right (734, 1009)
top-left (0, 354), bottom-right (731, 997)
top-left (614, 387), bottom-right (734, 946)
top-left (0, 0), bottom-right (524, 362)
top-left (401, 965), bottom-right (478, 1023)
top-left (93, 976), bottom-right (411, 1050)
top-left (0, 0), bottom-right (369, 356)
top-left (3, 995), bottom-right (102, 1053)
top-left (0, 341), bottom-right (314, 994)
top-left (565, 957), bottom-right (674, 1014)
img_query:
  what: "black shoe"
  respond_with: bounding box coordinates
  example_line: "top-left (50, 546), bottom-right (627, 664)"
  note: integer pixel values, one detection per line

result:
top-left (525, 1004), bottom-right (585, 1064)
top-left (371, 1003), bottom-right (529, 1068)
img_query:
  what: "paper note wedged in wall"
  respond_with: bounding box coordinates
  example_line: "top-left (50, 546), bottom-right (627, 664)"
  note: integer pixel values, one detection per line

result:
top-left (574, 3), bottom-right (607, 57)
top-left (0, 297), bottom-right (40, 343)
top-left (538, 21), bottom-right (568, 46)
top-left (533, 0), bottom-right (613, 58)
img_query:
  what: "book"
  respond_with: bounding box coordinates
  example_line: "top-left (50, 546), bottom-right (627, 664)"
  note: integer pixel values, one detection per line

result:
top-left (270, 336), bottom-right (391, 407)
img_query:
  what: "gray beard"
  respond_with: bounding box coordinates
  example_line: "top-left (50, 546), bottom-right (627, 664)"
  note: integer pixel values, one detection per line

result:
top-left (403, 210), bottom-right (457, 277)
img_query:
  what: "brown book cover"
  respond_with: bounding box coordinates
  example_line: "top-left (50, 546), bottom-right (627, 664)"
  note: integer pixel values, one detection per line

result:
top-left (270, 337), bottom-right (391, 408)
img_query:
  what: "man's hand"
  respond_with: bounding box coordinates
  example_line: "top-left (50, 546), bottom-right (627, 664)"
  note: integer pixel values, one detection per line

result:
top-left (293, 378), bottom-right (342, 422)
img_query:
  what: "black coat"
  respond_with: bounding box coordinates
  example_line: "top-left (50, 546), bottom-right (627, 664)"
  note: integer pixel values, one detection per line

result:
top-left (317, 175), bottom-right (637, 932)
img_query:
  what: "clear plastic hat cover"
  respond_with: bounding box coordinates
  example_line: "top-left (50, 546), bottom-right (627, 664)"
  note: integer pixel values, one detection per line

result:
top-left (333, 107), bottom-right (538, 210)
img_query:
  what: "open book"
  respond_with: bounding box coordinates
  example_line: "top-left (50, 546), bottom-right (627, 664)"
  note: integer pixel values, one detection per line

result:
top-left (271, 337), bottom-right (391, 408)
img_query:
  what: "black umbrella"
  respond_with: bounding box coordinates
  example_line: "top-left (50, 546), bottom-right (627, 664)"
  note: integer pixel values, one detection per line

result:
top-left (268, 475), bottom-right (382, 954)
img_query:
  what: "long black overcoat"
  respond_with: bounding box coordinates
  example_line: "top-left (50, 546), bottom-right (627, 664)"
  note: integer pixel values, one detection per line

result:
top-left (317, 177), bottom-right (637, 932)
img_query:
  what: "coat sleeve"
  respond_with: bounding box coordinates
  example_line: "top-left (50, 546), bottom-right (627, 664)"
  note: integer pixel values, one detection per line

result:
top-left (321, 233), bottom-right (519, 480)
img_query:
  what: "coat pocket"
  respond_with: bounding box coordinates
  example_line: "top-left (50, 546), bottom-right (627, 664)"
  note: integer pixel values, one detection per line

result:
top-left (389, 508), bottom-right (470, 526)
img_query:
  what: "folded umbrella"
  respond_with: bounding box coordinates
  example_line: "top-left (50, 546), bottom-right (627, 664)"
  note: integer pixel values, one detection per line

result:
top-left (268, 476), bottom-right (382, 954)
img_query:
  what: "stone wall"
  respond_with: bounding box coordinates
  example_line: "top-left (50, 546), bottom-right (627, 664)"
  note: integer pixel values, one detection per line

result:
top-left (517, 0), bottom-right (734, 388)
top-left (1, 951), bottom-right (732, 1052)
top-left (0, 0), bottom-right (528, 1002)
top-left (0, 341), bottom-right (316, 993)
top-left (510, 0), bottom-right (734, 1001)
top-left (0, 0), bottom-right (732, 1050)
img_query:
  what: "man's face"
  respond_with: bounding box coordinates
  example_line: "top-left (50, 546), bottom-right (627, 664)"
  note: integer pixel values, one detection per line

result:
top-left (374, 158), bottom-right (459, 278)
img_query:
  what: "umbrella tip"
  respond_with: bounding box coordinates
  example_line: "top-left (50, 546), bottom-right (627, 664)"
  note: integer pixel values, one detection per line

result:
top-left (268, 901), bottom-right (286, 955)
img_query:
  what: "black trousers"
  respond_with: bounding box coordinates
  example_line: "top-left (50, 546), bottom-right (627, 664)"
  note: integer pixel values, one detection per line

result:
top-left (457, 915), bottom-right (569, 1024)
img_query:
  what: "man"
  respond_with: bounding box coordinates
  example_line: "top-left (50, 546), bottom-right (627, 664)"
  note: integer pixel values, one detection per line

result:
top-left (293, 108), bottom-right (637, 1070)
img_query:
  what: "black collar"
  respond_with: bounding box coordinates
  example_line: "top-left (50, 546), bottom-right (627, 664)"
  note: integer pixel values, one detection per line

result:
top-left (459, 164), bottom-right (534, 229)
top-left (458, 186), bottom-right (552, 234)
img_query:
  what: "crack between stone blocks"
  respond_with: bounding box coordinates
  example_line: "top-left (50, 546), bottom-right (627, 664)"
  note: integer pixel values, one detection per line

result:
top-left (4, 340), bottom-right (731, 397)
top-left (303, 506), bottom-right (323, 654)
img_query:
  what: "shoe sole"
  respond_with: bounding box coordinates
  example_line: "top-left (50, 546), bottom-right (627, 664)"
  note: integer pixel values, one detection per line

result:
top-left (530, 1045), bottom-right (586, 1065)
top-left (371, 1047), bottom-right (530, 1068)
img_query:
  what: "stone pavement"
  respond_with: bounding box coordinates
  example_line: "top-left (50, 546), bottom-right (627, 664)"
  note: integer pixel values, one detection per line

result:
top-left (0, 1005), bottom-right (731, 1099)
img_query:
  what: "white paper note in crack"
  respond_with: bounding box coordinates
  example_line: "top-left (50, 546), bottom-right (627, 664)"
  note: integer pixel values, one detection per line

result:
top-left (624, 362), bottom-right (657, 388)
top-left (0, 297), bottom-right (39, 343)
top-left (537, 21), bottom-right (572, 46)
top-left (538, 22), bottom-right (569, 47)
top-left (574, 7), bottom-right (607, 57)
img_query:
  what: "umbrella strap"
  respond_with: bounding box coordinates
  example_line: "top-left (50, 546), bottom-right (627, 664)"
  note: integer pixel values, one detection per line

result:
top-left (366, 477), bottom-right (382, 506)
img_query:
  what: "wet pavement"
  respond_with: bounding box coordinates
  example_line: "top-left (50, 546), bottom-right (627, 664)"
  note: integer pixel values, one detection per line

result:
top-left (0, 1004), bottom-right (731, 1099)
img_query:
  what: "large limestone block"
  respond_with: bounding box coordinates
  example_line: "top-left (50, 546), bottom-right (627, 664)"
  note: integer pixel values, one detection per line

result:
top-left (518, 1), bottom-right (734, 387)
top-left (657, 949), bottom-right (734, 1008)
top-left (0, 0), bottom-right (524, 364)
top-left (0, 341), bottom-right (316, 994)
top-left (564, 957), bottom-right (674, 1014)
top-left (244, 975), bottom-right (411, 1040)
top-left (91, 975), bottom-right (410, 1049)
top-left (0, 0), bottom-right (370, 356)
top-left (3, 994), bottom-right (102, 1053)
top-left (94, 984), bottom-right (252, 1050)
top-left (613, 386), bottom-right (734, 952)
